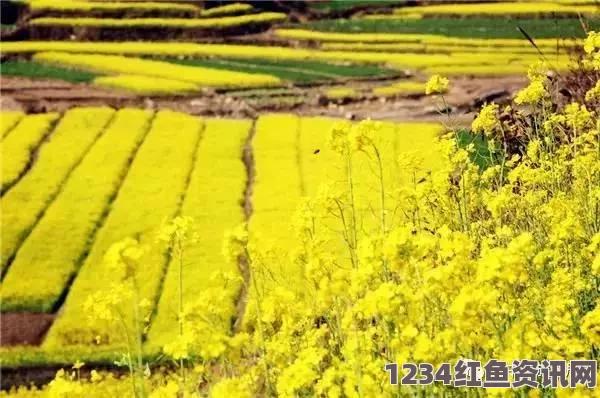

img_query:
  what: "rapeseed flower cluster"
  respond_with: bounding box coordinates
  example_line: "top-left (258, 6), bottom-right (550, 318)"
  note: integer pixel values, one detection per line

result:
top-left (424, 74), bottom-right (450, 95)
top-left (471, 102), bottom-right (500, 137)
top-left (514, 61), bottom-right (550, 105)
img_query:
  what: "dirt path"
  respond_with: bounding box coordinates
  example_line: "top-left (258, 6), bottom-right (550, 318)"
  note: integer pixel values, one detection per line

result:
top-left (1, 75), bottom-right (527, 122)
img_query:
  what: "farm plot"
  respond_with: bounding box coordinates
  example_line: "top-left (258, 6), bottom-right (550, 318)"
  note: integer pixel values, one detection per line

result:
top-left (28, 12), bottom-right (286, 41)
top-left (1, 39), bottom-right (574, 81)
top-left (245, 115), bottom-right (445, 321)
top-left (33, 52), bottom-right (281, 91)
top-left (1, 109), bottom-right (154, 313)
top-left (1, 112), bottom-right (60, 192)
top-left (0, 109), bottom-right (445, 369)
top-left (0, 111), bottom-right (25, 139)
top-left (0, 107), bottom-right (115, 275)
top-left (42, 110), bottom-right (203, 348)
top-left (21, 1), bottom-right (282, 39)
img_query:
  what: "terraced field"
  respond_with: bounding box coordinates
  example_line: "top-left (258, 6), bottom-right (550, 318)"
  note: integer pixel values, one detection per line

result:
top-left (0, 108), bottom-right (445, 367)
top-left (2, 0), bottom-right (598, 100)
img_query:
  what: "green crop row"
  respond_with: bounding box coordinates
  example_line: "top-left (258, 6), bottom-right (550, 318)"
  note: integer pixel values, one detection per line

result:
top-left (1, 113), bottom-right (60, 192)
top-left (1, 109), bottom-right (154, 313)
top-left (43, 110), bottom-right (203, 349)
top-left (0, 61), bottom-right (100, 83)
top-left (146, 118), bottom-right (250, 350)
top-left (298, 18), bottom-right (600, 39)
top-left (0, 107), bottom-right (115, 275)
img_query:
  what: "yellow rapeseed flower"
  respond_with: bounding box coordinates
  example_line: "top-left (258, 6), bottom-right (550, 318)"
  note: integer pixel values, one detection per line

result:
top-left (564, 102), bottom-right (594, 130)
top-left (349, 119), bottom-right (381, 153)
top-left (90, 370), bottom-right (102, 383)
top-left (327, 121), bottom-right (352, 155)
top-left (584, 31), bottom-right (600, 54)
top-left (514, 78), bottom-right (547, 105)
top-left (72, 360), bottom-right (84, 370)
top-left (471, 103), bottom-right (500, 137)
top-left (425, 74), bottom-right (450, 95)
top-left (585, 80), bottom-right (600, 102)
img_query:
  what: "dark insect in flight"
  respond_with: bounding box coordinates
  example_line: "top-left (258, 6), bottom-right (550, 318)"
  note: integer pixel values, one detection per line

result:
top-left (313, 149), bottom-right (320, 154)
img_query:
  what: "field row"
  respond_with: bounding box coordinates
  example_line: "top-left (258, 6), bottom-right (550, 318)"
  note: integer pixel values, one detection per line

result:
top-left (0, 109), bottom-right (445, 366)
top-left (0, 40), bottom-right (574, 93)
top-left (28, 12), bottom-right (286, 30)
top-left (300, 16), bottom-right (600, 39)
top-left (33, 52), bottom-right (281, 92)
top-left (27, 1), bottom-right (252, 18)
top-left (388, 1), bottom-right (599, 17)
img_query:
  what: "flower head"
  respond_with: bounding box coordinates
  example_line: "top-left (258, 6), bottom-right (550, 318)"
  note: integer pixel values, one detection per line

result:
top-left (585, 80), bottom-right (600, 102)
top-left (72, 360), bottom-right (84, 370)
top-left (425, 74), bottom-right (449, 95)
top-left (564, 102), bottom-right (594, 130)
top-left (527, 61), bottom-right (549, 81)
top-left (514, 78), bottom-right (547, 105)
top-left (349, 119), bottom-right (381, 152)
top-left (90, 370), bottom-right (102, 383)
top-left (471, 103), bottom-right (500, 137)
top-left (584, 31), bottom-right (600, 54)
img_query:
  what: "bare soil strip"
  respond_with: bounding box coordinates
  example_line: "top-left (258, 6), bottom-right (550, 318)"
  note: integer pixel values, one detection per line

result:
top-left (0, 75), bottom-right (527, 123)
top-left (232, 119), bottom-right (257, 333)
top-left (0, 313), bottom-right (55, 346)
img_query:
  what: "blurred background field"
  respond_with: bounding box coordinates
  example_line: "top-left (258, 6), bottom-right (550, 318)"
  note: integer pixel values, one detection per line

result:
top-left (0, 0), bottom-right (598, 121)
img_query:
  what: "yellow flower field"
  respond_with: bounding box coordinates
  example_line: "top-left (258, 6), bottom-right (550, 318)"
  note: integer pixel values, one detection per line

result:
top-left (33, 52), bottom-right (281, 89)
top-left (0, 111), bottom-right (25, 139)
top-left (1, 112), bottom-right (60, 192)
top-left (30, 12), bottom-right (287, 29)
top-left (28, 0), bottom-right (200, 12)
top-left (0, 40), bottom-right (575, 79)
top-left (391, 1), bottom-right (599, 17)
top-left (274, 28), bottom-right (582, 47)
top-left (93, 74), bottom-right (200, 94)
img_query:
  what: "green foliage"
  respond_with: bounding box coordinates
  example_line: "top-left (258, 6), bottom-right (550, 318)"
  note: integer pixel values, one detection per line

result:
top-left (0, 61), bottom-right (100, 83)
top-left (455, 129), bottom-right (502, 170)
top-left (162, 57), bottom-right (399, 83)
top-left (300, 17), bottom-right (600, 39)
top-left (308, 0), bottom-right (406, 12)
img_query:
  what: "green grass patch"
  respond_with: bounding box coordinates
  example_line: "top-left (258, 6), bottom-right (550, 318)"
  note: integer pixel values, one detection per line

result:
top-left (455, 129), bottom-right (502, 170)
top-left (299, 17), bottom-right (600, 39)
top-left (309, 0), bottom-right (406, 11)
top-left (1, 61), bottom-right (100, 83)
top-left (161, 57), bottom-right (398, 83)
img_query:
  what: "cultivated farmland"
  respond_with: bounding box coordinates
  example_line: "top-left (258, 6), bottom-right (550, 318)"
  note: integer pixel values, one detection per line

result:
top-left (1, 0), bottom-right (600, 396)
